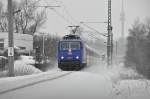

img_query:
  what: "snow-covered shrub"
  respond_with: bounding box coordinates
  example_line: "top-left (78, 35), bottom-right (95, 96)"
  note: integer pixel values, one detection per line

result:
top-left (14, 61), bottom-right (41, 76)
top-left (14, 55), bottom-right (42, 76)
top-left (0, 55), bottom-right (42, 77)
top-left (109, 63), bottom-right (143, 83)
top-left (125, 18), bottom-right (150, 79)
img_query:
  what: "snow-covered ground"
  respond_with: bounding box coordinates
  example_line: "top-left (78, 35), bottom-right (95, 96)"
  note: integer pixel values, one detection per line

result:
top-left (0, 55), bottom-right (42, 77)
top-left (0, 56), bottom-right (150, 99)
top-left (14, 55), bottom-right (41, 76)
top-left (83, 57), bottom-right (150, 99)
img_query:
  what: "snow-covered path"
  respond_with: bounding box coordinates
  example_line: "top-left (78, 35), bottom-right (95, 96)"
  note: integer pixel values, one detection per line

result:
top-left (0, 71), bottom-right (113, 99)
top-left (0, 57), bottom-right (150, 99)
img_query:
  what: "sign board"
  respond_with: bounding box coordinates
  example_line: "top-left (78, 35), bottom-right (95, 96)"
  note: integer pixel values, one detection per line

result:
top-left (8, 47), bottom-right (14, 56)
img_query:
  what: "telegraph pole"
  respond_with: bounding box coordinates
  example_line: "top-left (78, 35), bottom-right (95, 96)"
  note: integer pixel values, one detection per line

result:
top-left (8, 0), bottom-right (14, 76)
top-left (42, 34), bottom-right (45, 57)
top-left (107, 0), bottom-right (113, 66)
top-left (120, 0), bottom-right (125, 40)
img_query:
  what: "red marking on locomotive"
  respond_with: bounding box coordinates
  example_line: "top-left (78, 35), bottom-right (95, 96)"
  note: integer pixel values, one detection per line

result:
top-left (68, 48), bottom-right (72, 55)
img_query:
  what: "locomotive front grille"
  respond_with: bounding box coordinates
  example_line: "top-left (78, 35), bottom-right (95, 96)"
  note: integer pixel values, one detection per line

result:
top-left (60, 60), bottom-right (80, 66)
top-left (59, 60), bottom-right (81, 70)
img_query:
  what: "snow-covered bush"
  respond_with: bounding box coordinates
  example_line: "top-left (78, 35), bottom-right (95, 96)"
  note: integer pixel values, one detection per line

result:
top-left (14, 61), bottom-right (41, 76)
top-left (0, 55), bottom-right (42, 77)
top-left (125, 18), bottom-right (150, 79)
top-left (14, 55), bottom-right (42, 76)
top-left (108, 63), bottom-right (143, 83)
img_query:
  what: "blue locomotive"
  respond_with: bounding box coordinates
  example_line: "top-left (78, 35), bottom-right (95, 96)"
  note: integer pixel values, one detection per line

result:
top-left (57, 34), bottom-right (87, 70)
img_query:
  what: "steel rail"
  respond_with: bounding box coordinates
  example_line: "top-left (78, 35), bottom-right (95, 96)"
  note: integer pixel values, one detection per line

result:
top-left (0, 71), bottom-right (72, 95)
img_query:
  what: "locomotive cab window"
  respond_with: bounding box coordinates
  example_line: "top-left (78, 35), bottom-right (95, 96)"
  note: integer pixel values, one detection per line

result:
top-left (60, 41), bottom-right (80, 50)
top-left (60, 42), bottom-right (69, 50)
top-left (70, 42), bottom-right (80, 50)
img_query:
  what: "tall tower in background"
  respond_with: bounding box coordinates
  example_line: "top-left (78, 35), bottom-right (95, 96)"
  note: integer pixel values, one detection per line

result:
top-left (120, 0), bottom-right (125, 39)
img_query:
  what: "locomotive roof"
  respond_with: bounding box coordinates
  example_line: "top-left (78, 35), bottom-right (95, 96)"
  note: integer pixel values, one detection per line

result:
top-left (60, 39), bottom-right (82, 42)
top-left (59, 35), bottom-right (82, 42)
top-left (62, 34), bottom-right (81, 40)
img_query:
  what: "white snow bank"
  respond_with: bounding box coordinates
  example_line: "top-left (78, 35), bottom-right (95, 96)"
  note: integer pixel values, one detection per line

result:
top-left (0, 71), bottom-right (113, 99)
top-left (14, 61), bottom-right (41, 76)
top-left (14, 55), bottom-right (41, 76)
top-left (0, 66), bottom-right (150, 99)
top-left (107, 63), bottom-right (143, 83)
top-left (102, 63), bottom-right (150, 99)
top-left (1, 70), bottom-right (149, 99)
top-left (0, 56), bottom-right (150, 99)
top-left (0, 70), bottom-right (59, 83)
top-left (0, 55), bottom-right (41, 77)
top-left (85, 60), bottom-right (142, 83)
top-left (112, 79), bottom-right (150, 99)
top-left (0, 71), bottom-right (71, 95)
top-left (18, 55), bottom-right (35, 64)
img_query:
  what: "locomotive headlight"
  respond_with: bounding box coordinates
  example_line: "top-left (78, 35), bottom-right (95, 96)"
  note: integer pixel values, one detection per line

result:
top-left (76, 56), bottom-right (79, 59)
top-left (61, 56), bottom-right (64, 59)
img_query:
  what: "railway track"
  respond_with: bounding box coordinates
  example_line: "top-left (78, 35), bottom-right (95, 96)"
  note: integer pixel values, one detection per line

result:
top-left (0, 71), bottom-right (72, 95)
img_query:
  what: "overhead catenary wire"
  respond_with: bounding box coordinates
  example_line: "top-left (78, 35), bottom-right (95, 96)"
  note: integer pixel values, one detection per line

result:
top-left (43, 0), bottom-right (107, 41)
top-left (80, 22), bottom-right (107, 37)
top-left (49, 8), bottom-right (75, 25)
top-left (51, 0), bottom-right (80, 25)
top-left (42, 0), bottom-right (78, 26)
top-left (50, 7), bottom-right (107, 40)
top-left (62, 5), bottom-right (80, 25)
top-left (87, 33), bottom-right (103, 41)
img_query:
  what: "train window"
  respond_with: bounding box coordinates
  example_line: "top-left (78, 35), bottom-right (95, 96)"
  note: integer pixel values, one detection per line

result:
top-left (60, 42), bottom-right (69, 50)
top-left (70, 42), bottom-right (80, 50)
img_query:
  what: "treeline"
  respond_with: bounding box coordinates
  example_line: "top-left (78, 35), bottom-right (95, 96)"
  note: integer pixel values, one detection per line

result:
top-left (33, 34), bottom-right (60, 60)
top-left (125, 18), bottom-right (150, 78)
top-left (0, 0), bottom-right (46, 35)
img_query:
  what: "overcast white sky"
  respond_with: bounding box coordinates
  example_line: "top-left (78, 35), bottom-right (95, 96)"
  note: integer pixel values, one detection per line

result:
top-left (40, 0), bottom-right (150, 39)
top-left (1, 0), bottom-right (150, 39)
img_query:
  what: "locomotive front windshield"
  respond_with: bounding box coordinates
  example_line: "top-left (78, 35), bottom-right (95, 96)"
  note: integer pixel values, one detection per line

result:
top-left (60, 41), bottom-right (80, 50)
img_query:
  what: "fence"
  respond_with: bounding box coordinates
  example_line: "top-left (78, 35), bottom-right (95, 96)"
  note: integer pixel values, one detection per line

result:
top-left (0, 56), bottom-right (7, 71)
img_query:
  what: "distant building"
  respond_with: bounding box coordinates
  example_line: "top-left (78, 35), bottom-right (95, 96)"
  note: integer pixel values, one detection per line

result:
top-left (0, 32), bottom-right (33, 54)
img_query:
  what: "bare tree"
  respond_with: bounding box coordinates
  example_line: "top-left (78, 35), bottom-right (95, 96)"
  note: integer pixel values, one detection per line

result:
top-left (0, 0), bottom-right (46, 35)
top-left (27, 10), bottom-right (46, 35)
top-left (17, 0), bottom-right (46, 35)
top-left (0, 1), bottom-right (8, 32)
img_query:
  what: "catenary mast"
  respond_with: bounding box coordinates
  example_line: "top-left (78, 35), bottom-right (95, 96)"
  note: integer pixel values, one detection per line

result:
top-left (107, 0), bottom-right (113, 66)
top-left (120, 0), bottom-right (125, 39)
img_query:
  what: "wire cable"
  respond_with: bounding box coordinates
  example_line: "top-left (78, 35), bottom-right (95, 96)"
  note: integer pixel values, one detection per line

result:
top-left (50, 8), bottom-right (75, 25)
top-left (80, 22), bottom-right (107, 37)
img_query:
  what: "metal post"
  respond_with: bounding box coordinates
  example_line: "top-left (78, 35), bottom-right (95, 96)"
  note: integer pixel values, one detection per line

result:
top-left (111, 32), bottom-right (113, 65)
top-left (107, 0), bottom-right (113, 66)
top-left (116, 41), bottom-right (117, 56)
top-left (42, 34), bottom-right (45, 62)
top-left (120, 0), bottom-right (125, 39)
top-left (8, 0), bottom-right (14, 76)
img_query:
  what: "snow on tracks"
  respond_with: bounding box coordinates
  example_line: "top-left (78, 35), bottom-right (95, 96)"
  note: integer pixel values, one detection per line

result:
top-left (0, 71), bottom-right (72, 95)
